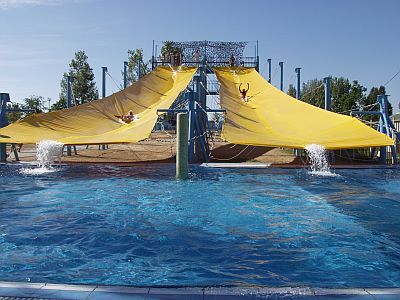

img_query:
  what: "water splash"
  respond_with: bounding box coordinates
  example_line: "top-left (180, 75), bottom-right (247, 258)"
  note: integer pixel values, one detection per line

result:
top-left (20, 140), bottom-right (64, 175)
top-left (305, 144), bottom-right (337, 177)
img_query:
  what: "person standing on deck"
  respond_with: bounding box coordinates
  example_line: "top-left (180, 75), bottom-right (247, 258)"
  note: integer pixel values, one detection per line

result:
top-left (229, 54), bottom-right (236, 67)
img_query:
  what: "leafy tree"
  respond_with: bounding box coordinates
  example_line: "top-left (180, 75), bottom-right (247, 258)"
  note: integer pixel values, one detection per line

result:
top-left (123, 48), bottom-right (151, 86)
top-left (330, 78), bottom-right (366, 114)
top-left (300, 79), bottom-right (325, 108)
top-left (22, 95), bottom-right (45, 116)
top-left (358, 86), bottom-right (393, 121)
top-left (300, 77), bottom-right (366, 115)
top-left (5, 95), bottom-right (48, 123)
top-left (363, 86), bottom-right (386, 109)
top-left (6, 103), bottom-right (23, 123)
top-left (51, 98), bottom-right (66, 111)
top-left (287, 84), bottom-right (296, 98)
top-left (160, 41), bottom-right (182, 64)
top-left (52, 50), bottom-right (98, 111)
top-left (161, 41), bottom-right (176, 60)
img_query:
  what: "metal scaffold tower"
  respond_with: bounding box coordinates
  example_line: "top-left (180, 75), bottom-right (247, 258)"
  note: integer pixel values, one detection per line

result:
top-left (153, 40), bottom-right (259, 163)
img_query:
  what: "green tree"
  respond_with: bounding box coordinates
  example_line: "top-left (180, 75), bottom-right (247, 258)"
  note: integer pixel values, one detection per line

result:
top-left (6, 103), bottom-right (23, 123)
top-left (123, 48), bottom-right (151, 86)
top-left (51, 98), bottom-right (66, 111)
top-left (52, 50), bottom-right (98, 111)
top-left (358, 86), bottom-right (392, 121)
top-left (22, 95), bottom-right (45, 116)
top-left (330, 78), bottom-right (366, 114)
top-left (287, 84), bottom-right (296, 98)
top-left (300, 79), bottom-right (325, 108)
top-left (161, 41), bottom-right (175, 60)
top-left (160, 41), bottom-right (182, 64)
top-left (300, 77), bottom-right (366, 115)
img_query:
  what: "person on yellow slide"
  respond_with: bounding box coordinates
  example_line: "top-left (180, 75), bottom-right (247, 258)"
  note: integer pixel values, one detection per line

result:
top-left (115, 110), bottom-right (138, 124)
top-left (239, 83), bottom-right (250, 102)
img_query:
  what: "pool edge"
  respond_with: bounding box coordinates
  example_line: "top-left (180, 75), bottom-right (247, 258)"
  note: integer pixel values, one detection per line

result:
top-left (0, 281), bottom-right (399, 299)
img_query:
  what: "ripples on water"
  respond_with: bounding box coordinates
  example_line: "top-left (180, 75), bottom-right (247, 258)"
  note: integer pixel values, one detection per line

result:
top-left (0, 164), bottom-right (399, 287)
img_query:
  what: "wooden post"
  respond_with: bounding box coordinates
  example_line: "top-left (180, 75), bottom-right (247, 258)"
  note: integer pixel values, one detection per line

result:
top-left (176, 113), bottom-right (189, 180)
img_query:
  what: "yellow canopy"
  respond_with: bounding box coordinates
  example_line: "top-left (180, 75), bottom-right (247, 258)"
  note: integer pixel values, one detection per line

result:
top-left (214, 67), bottom-right (394, 150)
top-left (0, 66), bottom-right (196, 145)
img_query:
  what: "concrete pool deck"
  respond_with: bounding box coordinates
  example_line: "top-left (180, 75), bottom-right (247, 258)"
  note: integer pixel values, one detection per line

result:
top-left (0, 282), bottom-right (399, 299)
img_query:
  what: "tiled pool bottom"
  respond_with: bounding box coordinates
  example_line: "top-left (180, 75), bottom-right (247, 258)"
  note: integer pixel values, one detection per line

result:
top-left (1, 164), bottom-right (400, 288)
top-left (0, 282), bottom-right (400, 299)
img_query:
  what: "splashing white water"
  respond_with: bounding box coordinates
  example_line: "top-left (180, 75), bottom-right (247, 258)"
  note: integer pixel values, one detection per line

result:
top-left (305, 144), bottom-right (337, 177)
top-left (20, 140), bottom-right (64, 175)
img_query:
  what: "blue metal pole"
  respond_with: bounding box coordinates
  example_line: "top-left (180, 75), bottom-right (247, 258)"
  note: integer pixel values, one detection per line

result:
top-left (66, 75), bottom-right (72, 108)
top-left (323, 77), bottom-right (331, 111)
top-left (267, 59), bottom-right (272, 83)
top-left (294, 68), bottom-right (302, 157)
top-left (378, 96), bottom-right (387, 165)
top-left (295, 68), bottom-right (301, 99)
top-left (198, 58), bottom-right (208, 160)
top-left (378, 94), bottom-right (394, 164)
top-left (0, 93), bottom-right (9, 127)
top-left (152, 39), bottom-right (155, 70)
top-left (66, 76), bottom-right (72, 156)
top-left (194, 106), bottom-right (209, 162)
top-left (379, 95), bottom-right (391, 136)
top-left (123, 61), bottom-right (128, 88)
top-left (102, 67), bottom-right (107, 99)
top-left (188, 91), bottom-right (195, 163)
top-left (101, 67), bottom-right (107, 151)
top-left (0, 93), bottom-right (10, 162)
top-left (256, 40), bottom-right (259, 72)
top-left (137, 59), bottom-right (141, 80)
top-left (279, 61), bottom-right (284, 91)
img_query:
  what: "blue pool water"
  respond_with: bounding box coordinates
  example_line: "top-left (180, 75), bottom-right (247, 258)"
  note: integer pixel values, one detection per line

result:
top-left (0, 164), bottom-right (399, 288)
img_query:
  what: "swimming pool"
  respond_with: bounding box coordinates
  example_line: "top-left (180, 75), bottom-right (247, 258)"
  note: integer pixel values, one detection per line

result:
top-left (0, 164), bottom-right (399, 288)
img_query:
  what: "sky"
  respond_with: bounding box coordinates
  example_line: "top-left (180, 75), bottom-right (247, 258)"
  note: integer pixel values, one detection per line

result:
top-left (1, 0), bottom-right (400, 113)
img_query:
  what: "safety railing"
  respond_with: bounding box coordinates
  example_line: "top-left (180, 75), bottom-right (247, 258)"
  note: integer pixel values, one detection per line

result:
top-left (152, 56), bottom-right (259, 69)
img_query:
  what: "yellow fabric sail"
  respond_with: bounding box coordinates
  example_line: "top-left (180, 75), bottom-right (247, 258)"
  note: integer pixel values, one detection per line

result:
top-left (214, 67), bottom-right (393, 150)
top-left (0, 66), bottom-right (196, 145)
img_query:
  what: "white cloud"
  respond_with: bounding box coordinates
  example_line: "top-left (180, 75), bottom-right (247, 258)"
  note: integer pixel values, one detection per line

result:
top-left (0, 0), bottom-right (64, 9)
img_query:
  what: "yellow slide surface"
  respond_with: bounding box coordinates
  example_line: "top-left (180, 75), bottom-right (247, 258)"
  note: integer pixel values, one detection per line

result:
top-left (0, 66), bottom-right (196, 145)
top-left (215, 67), bottom-right (393, 150)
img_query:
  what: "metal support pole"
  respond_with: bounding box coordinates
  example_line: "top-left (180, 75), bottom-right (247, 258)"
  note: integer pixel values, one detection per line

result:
top-left (293, 68), bottom-right (302, 157)
top-left (0, 93), bottom-right (10, 162)
top-left (267, 59), bottom-right (272, 83)
top-left (152, 40), bottom-right (155, 70)
top-left (323, 76), bottom-right (333, 162)
top-left (279, 61), bottom-right (284, 91)
top-left (101, 67), bottom-right (107, 151)
top-left (176, 113), bottom-right (189, 180)
top-left (66, 75), bottom-right (72, 108)
top-left (11, 144), bottom-right (19, 161)
top-left (137, 59), bottom-right (141, 80)
top-left (66, 76), bottom-right (72, 156)
top-left (378, 94), bottom-right (392, 164)
top-left (256, 40), bottom-right (259, 72)
top-left (324, 77), bottom-right (331, 111)
top-left (188, 91), bottom-right (195, 163)
top-left (198, 60), bottom-right (208, 160)
top-left (123, 61), bottom-right (128, 88)
top-left (195, 103), bottom-right (209, 163)
top-left (102, 67), bottom-right (107, 99)
top-left (378, 95), bottom-right (391, 136)
top-left (295, 68), bottom-right (301, 100)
